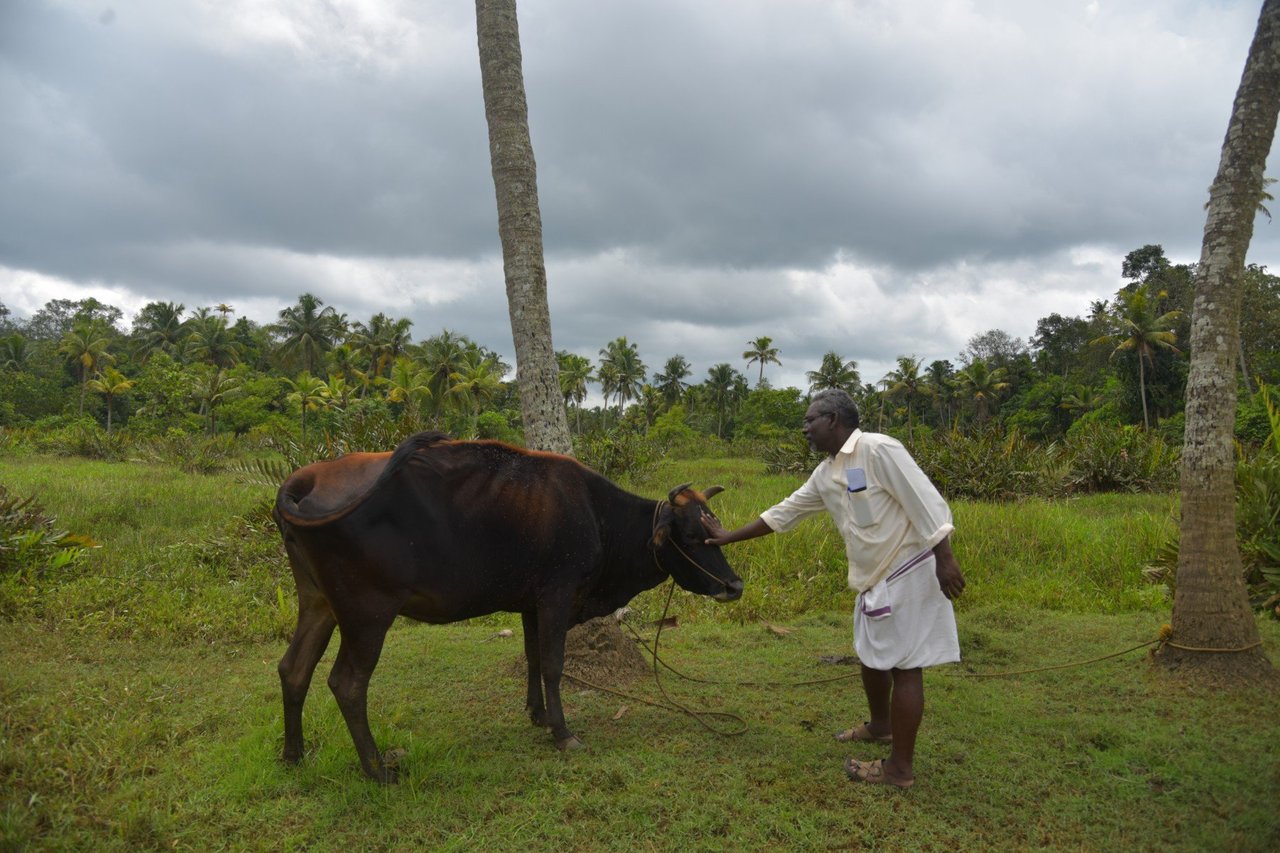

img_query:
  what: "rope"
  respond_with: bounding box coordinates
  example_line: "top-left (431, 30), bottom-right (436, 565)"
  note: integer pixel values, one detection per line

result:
top-left (945, 639), bottom-right (1160, 678)
top-left (565, 580), bottom-right (748, 737)
top-left (1163, 640), bottom-right (1264, 653)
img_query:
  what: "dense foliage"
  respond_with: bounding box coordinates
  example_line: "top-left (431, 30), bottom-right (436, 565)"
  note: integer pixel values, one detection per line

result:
top-left (1, 246), bottom-right (1277, 451)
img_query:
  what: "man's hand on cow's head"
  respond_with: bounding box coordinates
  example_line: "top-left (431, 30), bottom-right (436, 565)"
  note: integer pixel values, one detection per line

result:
top-left (700, 511), bottom-right (731, 546)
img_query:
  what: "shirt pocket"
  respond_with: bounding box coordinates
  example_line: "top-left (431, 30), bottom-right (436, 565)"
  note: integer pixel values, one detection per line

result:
top-left (847, 490), bottom-right (877, 526)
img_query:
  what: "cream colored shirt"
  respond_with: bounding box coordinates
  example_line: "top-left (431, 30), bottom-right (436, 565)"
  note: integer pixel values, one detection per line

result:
top-left (760, 429), bottom-right (954, 593)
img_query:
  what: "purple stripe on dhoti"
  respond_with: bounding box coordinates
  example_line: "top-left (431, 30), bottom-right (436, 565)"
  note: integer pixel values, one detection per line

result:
top-left (886, 547), bottom-right (933, 584)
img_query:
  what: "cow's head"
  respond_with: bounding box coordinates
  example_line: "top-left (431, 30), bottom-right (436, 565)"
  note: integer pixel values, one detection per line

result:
top-left (652, 483), bottom-right (744, 602)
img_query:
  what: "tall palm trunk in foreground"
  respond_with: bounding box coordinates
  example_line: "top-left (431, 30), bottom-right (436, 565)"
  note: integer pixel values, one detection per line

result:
top-left (1160, 0), bottom-right (1279, 681)
top-left (475, 0), bottom-right (572, 454)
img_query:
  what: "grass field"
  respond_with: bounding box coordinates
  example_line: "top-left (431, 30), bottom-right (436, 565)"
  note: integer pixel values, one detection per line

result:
top-left (1, 453), bottom-right (1277, 851)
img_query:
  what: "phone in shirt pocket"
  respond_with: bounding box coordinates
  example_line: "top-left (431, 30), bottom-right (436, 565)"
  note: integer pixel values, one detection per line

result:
top-left (845, 467), bottom-right (876, 525)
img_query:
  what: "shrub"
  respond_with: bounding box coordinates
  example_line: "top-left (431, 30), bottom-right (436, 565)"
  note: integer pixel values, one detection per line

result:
top-left (1061, 422), bottom-right (1179, 493)
top-left (0, 484), bottom-right (94, 618)
top-left (573, 429), bottom-right (659, 481)
top-left (141, 433), bottom-right (239, 474)
top-left (909, 427), bottom-right (1061, 501)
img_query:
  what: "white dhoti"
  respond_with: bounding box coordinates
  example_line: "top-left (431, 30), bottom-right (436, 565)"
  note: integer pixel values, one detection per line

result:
top-left (853, 548), bottom-right (960, 670)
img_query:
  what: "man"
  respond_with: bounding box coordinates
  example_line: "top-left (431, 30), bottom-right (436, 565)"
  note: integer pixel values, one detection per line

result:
top-left (701, 388), bottom-right (964, 788)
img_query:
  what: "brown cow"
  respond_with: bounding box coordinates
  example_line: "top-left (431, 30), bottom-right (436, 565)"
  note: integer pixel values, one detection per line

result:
top-left (274, 431), bottom-right (743, 782)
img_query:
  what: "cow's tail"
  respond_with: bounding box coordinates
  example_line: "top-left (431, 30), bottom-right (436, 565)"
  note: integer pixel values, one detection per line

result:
top-left (274, 430), bottom-right (451, 528)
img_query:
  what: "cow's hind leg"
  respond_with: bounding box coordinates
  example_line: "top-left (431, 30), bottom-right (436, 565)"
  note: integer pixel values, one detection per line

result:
top-left (521, 611), bottom-right (548, 727)
top-left (278, 588), bottom-right (337, 765)
top-left (328, 612), bottom-right (398, 783)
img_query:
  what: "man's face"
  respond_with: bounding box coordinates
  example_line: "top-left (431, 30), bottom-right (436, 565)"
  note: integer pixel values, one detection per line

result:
top-left (802, 403), bottom-right (841, 455)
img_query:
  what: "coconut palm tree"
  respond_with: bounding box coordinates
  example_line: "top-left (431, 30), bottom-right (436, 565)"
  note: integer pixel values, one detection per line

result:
top-left (351, 313), bottom-right (413, 381)
top-left (704, 362), bottom-right (743, 438)
top-left (595, 360), bottom-right (620, 424)
top-left (193, 368), bottom-right (242, 435)
top-left (806, 351), bottom-right (860, 395)
top-left (1091, 284), bottom-right (1184, 429)
top-left (450, 357), bottom-right (504, 436)
top-left (1164, 0), bottom-right (1280, 680)
top-left (59, 320), bottom-right (116, 414)
top-left (957, 359), bottom-right (1009, 424)
top-left (476, 0), bottom-right (572, 454)
top-left (924, 359), bottom-right (958, 428)
top-left (1061, 383), bottom-right (1103, 419)
top-left (654, 354), bottom-right (693, 405)
top-left (556, 351), bottom-right (593, 432)
top-left (285, 372), bottom-right (330, 437)
top-left (0, 334), bottom-right (32, 371)
top-left (327, 344), bottom-right (371, 396)
top-left (420, 330), bottom-right (472, 407)
top-left (186, 316), bottom-right (242, 370)
top-left (743, 335), bottom-right (781, 386)
top-left (598, 337), bottom-right (646, 418)
top-left (84, 366), bottom-right (134, 433)
top-left (273, 293), bottom-right (345, 376)
top-left (385, 357), bottom-right (431, 415)
top-left (883, 355), bottom-right (927, 441)
top-left (130, 301), bottom-right (186, 362)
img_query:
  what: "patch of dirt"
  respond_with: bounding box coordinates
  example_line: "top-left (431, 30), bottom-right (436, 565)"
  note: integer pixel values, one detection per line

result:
top-left (509, 616), bottom-right (651, 686)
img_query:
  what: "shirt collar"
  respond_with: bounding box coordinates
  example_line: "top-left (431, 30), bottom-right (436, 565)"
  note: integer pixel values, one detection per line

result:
top-left (838, 428), bottom-right (863, 457)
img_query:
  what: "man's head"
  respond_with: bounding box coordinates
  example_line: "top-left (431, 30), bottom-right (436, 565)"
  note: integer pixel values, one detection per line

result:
top-left (804, 389), bottom-right (859, 455)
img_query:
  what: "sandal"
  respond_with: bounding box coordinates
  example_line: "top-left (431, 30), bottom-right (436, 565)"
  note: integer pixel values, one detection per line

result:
top-left (834, 721), bottom-right (892, 744)
top-left (844, 757), bottom-right (914, 789)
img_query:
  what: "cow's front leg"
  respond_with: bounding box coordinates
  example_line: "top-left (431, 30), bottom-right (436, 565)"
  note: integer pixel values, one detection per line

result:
top-left (535, 604), bottom-right (584, 751)
top-left (328, 618), bottom-right (397, 783)
top-left (520, 611), bottom-right (548, 727)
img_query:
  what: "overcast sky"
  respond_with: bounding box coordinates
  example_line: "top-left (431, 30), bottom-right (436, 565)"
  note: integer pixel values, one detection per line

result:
top-left (3, 0), bottom-right (1277, 393)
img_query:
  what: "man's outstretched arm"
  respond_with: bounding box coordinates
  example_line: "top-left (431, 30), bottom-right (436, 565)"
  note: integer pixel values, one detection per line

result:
top-left (701, 514), bottom-right (774, 546)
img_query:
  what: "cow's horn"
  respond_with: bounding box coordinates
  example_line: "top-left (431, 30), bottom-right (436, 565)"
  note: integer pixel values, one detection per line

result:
top-left (668, 483), bottom-right (693, 503)
top-left (703, 485), bottom-right (725, 500)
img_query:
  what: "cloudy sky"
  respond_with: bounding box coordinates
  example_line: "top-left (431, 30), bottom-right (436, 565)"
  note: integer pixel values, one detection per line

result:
top-left (3, 0), bottom-right (1277, 392)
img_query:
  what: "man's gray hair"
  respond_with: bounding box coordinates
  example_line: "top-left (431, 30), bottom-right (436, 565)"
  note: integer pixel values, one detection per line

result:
top-left (811, 389), bottom-right (861, 430)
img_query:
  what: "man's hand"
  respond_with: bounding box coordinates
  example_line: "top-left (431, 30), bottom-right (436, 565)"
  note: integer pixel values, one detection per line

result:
top-left (700, 511), bottom-right (732, 546)
top-left (700, 514), bottom-right (773, 547)
top-left (932, 537), bottom-right (966, 600)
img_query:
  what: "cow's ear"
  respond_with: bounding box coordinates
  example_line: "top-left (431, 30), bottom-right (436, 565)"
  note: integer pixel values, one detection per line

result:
top-left (651, 508), bottom-right (674, 546)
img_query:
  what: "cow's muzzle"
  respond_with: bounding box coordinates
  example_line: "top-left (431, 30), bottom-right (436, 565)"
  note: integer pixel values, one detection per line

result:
top-left (714, 578), bottom-right (745, 603)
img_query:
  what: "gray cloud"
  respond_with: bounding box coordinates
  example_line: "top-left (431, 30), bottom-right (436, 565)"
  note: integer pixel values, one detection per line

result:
top-left (2, 0), bottom-right (1275, 394)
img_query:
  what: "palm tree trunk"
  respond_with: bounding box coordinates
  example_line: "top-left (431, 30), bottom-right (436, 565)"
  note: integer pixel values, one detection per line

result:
top-left (1238, 337), bottom-right (1255, 394)
top-left (476, 0), bottom-right (572, 455)
top-left (1159, 0), bottom-right (1279, 681)
top-left (1139, 355), bottom-right (1150, 430)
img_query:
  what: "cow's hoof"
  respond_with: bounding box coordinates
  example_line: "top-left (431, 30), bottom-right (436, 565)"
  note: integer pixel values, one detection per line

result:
top-left (370, 766), bottom-right (400, 785)
top-left (555, 735), bottom-right (585, 752)
top-left (528, 709), bottom-right (550, 727)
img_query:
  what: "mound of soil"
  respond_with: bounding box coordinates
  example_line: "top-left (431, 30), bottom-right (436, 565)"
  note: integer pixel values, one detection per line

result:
top-left (510, 616), bottom-right (651, 686)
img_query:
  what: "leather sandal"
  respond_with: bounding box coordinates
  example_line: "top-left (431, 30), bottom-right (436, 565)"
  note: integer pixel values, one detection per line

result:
top-left (834, 721), bottom-right (892, 744)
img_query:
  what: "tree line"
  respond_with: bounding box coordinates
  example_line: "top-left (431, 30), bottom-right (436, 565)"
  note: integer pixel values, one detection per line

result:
top-left (1, 244), bottom-right (1277, 446)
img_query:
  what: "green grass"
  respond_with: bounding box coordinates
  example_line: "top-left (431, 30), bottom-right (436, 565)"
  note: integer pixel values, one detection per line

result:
top-left (3, 615), bottom-right (1277, 851)
top-left (1, 453), bottom-right (1277, 851)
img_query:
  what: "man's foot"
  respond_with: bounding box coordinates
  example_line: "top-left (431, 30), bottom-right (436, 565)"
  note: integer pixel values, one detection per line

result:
top-left (834, 721), bottom-right (892, 744)
top-left (843, 757), bottom-right (914, 789)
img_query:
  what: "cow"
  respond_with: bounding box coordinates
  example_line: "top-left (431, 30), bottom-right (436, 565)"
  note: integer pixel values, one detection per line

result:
top-left (273, 430), bottom-right (743, 782)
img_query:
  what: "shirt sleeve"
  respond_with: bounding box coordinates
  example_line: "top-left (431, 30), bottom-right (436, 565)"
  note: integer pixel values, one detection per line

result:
top-left (760, 464), bottom-right (829, 533)
top-left (870, 441), bottom-right (954, 549)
